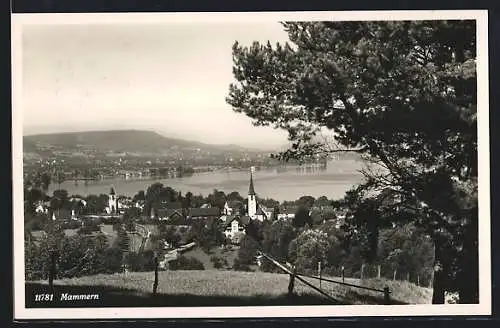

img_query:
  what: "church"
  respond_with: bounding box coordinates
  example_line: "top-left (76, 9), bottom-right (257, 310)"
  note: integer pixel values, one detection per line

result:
top-left (246, 167), bottom-right (271, 222)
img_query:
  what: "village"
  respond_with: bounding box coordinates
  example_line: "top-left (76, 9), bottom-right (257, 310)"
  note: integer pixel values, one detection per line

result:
top-left (26, 167), bottom-right (357, 272)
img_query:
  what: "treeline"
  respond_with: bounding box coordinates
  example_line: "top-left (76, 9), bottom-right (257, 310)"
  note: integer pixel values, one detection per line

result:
top-left (232, 220), bottom-right (434, 287)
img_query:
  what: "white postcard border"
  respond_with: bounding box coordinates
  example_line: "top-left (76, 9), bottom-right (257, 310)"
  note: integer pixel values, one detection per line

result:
top-left (12, 9), bottom-right (491, 320)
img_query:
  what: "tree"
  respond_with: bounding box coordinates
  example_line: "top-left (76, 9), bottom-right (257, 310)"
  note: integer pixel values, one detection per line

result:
top-left (292, 206), bottom-right (312, 228)
top-left (227, 21), bottom-right (477, 304)
top-left (207, 189), bottom-right (227, 211)
top-left (298, 196), bottom-right (315, 209)
top-left (260, 220), bottom-right (297, 272)
top-left (314, 196), bottom-right (331, 208)
top-left (227, 191), bottom-right (244, 202)
top-left (235, 235), bottom-right (260, 267)
top-left (289, 229), bottom-right (330, 275)
top-left (40, 173), bottom-right (51, 193)
top-left (169, 256), bottom-right (205, 271)
top-left (132, 190), bottom-right (146, 202)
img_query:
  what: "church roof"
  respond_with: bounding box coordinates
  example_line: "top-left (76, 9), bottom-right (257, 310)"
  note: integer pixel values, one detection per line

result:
top-left (248, 172), bottom-right (256, 196)
top-left (188, 207), bottom-right (221, 218)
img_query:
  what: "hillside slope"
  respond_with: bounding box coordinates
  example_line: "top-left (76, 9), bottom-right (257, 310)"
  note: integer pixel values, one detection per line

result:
top-left (23, 130), bottom-right (256, 154)
top-left (26, 270), bottom-right (432, 307)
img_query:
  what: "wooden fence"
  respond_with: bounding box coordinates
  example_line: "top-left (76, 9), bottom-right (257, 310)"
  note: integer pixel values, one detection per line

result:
top-left (256, 251), bottom-right (392, 305)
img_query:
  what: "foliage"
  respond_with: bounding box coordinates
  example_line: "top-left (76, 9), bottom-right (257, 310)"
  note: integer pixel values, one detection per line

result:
top-left (292, 206), bottom-right (313, 228)
top-left (187, 220), bottom-right (224, 253)
top-left (260, 220), bottom-right (297, 272)
top-left (232, 258), bottom-right (252, 272)
top-left (158, 224), bottom-right (182, 248)
top-left (235, 235), bottom-right (260, 267)
top-left (77, 220), bottom-right (101, 235)
top-left (227, 20), bottom-right (477, 303)
top-left (289, 229), bottom-right (330, 274)
top-left (210, 255), bottom-right (229, 269)
top-left (126, 250), bottom-right (156, 272)
top-left (169, 256), bottom-right (205, 271)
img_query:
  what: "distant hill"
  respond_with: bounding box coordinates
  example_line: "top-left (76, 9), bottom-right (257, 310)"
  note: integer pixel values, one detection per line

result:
top-left (23, 130), bottom-right (264, 155)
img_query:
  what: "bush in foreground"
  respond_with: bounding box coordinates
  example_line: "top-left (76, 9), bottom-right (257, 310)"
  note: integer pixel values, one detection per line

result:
top-left (169, 256), bottom-right (205, 270)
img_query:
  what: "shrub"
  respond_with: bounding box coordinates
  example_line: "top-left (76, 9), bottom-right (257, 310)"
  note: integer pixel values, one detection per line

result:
top-left (210, 255), bottom-right (228, 269)
top-left (233, 258), bottom-right (252, 272)
top-left (169, 256), bottom-right (205, 271)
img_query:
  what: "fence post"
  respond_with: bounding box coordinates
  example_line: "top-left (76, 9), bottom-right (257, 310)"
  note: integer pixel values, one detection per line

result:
top-left (417, 274), bottom-right (420, 286)
top-left (153, 255), bottom-right (159, 295)
top-left (361, 264), bottom-right (365, 280)
top-left (393, 269), bottom-right (397, 281)
top-left (377, 265), bottom-right (381, 279)
top-left (341, 266), bottom-right (345, 283)
top-left (49, 250), bottom-right (57, 289)
top-left (288, 265), bottom-right (296, 297)
top-left (384, 287), bottom-right (391, 305)
top-left (406, 272), bottom-right (410, 282)
top-left (318, 262), bottom-right (322, 289)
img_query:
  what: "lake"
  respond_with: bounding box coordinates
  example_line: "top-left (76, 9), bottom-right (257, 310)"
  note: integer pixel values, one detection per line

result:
top-left (48, 159), bottom-right (366, 202)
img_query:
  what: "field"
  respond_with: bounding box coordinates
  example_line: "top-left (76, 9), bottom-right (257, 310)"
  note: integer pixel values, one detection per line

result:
top-left (25, 270), bottom-right (432, 308)
top-left (181, 246), bottom-right (240, 270)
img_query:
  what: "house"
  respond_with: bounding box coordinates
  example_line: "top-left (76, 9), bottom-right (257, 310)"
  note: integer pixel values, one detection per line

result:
top-left (258, 205), bottom-right (274, 220)
top-left (223, 215), bottom-right (251, 244)
top-left (116, 196), bottom-right (133, 214)
top-left (188, 207), bottom-right (221, 220)
top-left (156, 208), bottom-right (184, 221)
top-left (34, 200), bottom-right (51, 214)
top-left (276, 206), bottom-right (298, 220)
top-left (135, 200), bottom-right (145, 210)
top-left (223, 200), bottom-right (242, 216)
top-left (50, 208), bottom-right (77, 221)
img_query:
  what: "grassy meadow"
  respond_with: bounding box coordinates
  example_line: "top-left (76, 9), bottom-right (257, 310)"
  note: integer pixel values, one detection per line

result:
top-left (25, 270), bottom-right (432, 308)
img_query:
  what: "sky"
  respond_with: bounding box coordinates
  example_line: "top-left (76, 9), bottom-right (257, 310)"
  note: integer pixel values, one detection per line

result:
top-left (21, 21), bottom-right (291, 149)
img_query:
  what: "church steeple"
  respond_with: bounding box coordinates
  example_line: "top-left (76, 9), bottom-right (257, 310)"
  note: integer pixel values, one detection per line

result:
top-left (247, 167), bottom-right (257, 219)
top-left (248, 171), bottom-right (256, 196)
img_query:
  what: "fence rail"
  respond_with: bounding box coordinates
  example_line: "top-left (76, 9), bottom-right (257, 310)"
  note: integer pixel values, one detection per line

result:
top-left (257, 250), bottom-right (391, 305)
top-left (300, 273), bottom-right (389, 294)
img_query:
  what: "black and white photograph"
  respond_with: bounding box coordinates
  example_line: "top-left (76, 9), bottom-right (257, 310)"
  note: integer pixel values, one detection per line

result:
top-left (12, 10), bottom-right (490, 319)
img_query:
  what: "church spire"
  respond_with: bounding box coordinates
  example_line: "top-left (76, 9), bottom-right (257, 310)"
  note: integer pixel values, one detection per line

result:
top-left (248, 169), bottom-right (256, 196)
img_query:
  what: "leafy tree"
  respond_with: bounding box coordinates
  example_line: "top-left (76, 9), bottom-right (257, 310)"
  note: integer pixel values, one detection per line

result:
top-left (40, 173), bottom-right (51, 192)
top-left (210, 255), bottom-right (229, 269)
top-left (298, 196), bottom-right (315, 209)
top-left (207, 189), bottom-right (227, 211)
top-left (132, 190), bottom-right (146, 202)
top-left (227, 21), bottom-right (477, 304)
top-left (314, 196), bottom-right (331, 208)
top-left (85, 194), bottom-right (108, 214)
top-left (169, 256), bottom-right (205, 270)
top-left (238, 204), bottom-right (247, 216)
top-left (235, 235), bottom-right (260, 267)
top-left (292, 206), bottom-right (312, 228)
top-left (227, 191), bottom-right (244, 202)
top-left (183, 191), bottom-right (193, 208)
top-left (260, 220), bottom-right (297, 272)
top-left (289, 229), bottom-right (330, 275)
top-left (159, 225), bottom-right (182, 248)
top-left (113, 226), bottom-right (130, 252)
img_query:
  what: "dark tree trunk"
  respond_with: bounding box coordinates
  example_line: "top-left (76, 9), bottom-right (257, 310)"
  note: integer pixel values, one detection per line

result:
top-left (432, 239), bottom-right (445, 304)
top-left (458, 214), bottom-right (479, 304)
